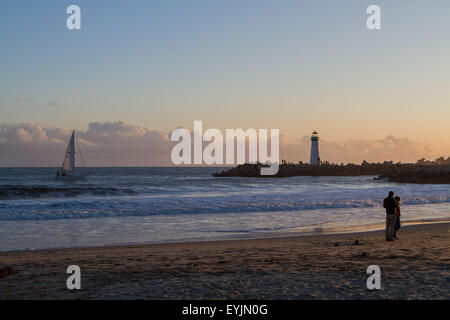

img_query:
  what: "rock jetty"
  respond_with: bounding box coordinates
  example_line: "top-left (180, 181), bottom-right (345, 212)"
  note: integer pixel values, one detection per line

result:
top-left (213, 161), bottom-right (450, 184)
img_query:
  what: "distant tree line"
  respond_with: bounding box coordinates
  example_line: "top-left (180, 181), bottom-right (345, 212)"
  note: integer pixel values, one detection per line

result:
top-left (416, 157), bottom-right (450, 165)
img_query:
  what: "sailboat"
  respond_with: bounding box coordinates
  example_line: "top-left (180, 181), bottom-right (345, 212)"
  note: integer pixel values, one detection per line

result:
top-left (56, 130), bottom-right (86, 180)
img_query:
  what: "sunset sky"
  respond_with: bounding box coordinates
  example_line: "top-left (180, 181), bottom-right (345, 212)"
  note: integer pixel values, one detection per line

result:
top-left (1, 0), bottom-right (450, 166)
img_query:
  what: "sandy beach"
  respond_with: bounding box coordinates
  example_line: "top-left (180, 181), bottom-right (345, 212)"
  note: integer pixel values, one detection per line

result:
top-left (0, 223), bottom-right (449, 299)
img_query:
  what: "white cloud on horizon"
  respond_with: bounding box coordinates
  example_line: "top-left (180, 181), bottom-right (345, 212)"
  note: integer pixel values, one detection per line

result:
top-left (0, 122), bottom-right (171, 166)
top-left (281, 134), bottom-right (436, 164)
top-left (0, 122), bottom-right (439, 166)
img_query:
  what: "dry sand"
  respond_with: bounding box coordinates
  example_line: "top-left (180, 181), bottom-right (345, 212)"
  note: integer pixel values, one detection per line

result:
top-left (0, 223), bottom-right (449, 299)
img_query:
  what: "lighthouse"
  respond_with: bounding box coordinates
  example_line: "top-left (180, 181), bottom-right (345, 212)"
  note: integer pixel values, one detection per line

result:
top-left (310, 130), bottom-right (321, 165)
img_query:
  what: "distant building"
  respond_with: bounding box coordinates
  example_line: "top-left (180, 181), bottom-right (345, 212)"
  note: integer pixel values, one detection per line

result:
top-left (310, 130), bottom-right (321, 165)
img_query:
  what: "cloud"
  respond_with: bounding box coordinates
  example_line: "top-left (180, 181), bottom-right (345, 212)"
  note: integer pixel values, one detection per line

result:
top-left (78, 121), bottom-right (171, 165)
top-left (279, 135), bottom-right (435, 164)
top-left (0, 122), bottom-right (437, 166)
top-left (16, 97), bottom-right (73, 107)
top-left (0, 122), bottom-right (171, 166)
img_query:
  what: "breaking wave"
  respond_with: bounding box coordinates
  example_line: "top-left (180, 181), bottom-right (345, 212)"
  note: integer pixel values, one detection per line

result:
top-left (0, 167), bottom-right (449, 222)
top-left (1, 193), bottom-right (449, 221)
top-left (0, 185), bottom-right (140, 199)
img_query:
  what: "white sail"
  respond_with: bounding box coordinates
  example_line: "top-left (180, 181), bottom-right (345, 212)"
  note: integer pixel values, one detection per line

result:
top-left (62, 131), bottom-right (75, 174)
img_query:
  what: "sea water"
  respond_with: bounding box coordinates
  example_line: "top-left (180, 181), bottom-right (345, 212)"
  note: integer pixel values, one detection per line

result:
top-left (0, 167), bottom-right (449, 251)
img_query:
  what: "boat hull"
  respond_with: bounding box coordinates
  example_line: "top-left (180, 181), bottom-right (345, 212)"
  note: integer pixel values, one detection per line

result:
top-left (55, 175), bottom-right (87, 181)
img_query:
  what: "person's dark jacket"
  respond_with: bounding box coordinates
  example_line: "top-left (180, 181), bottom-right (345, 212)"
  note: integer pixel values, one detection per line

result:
top-left (383, 196), bottom-right (398, 215)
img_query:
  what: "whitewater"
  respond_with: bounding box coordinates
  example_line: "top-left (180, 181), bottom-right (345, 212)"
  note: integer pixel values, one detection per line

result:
top-left (0, 167), bottom-right (449, 251)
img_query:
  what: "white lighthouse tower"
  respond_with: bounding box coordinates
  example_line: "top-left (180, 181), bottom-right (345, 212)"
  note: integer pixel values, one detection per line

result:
top-left (310, 130), bottom-right (321, 165)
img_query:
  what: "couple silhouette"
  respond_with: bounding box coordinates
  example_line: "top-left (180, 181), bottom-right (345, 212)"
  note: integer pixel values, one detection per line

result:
top-left (383, 191), bottom-right (402, 241)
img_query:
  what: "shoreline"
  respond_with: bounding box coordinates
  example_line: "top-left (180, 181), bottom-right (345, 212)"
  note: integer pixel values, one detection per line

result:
top-left (1, 217), bottom-right (449, 253)
top-left (1, 222), bottom-right (449, 299)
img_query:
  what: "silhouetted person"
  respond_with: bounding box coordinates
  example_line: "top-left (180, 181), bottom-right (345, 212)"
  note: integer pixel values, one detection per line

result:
top-left (394, 196), bottom-right (401, 239)
top-left (383, 191), bottom-right (398, 241)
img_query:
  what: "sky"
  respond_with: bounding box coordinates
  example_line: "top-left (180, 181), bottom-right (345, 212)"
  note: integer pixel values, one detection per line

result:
top-left (1, 0), bottom-right (450, 166)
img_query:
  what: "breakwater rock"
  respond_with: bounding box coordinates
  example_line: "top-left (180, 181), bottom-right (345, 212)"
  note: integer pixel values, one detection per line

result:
top-left (213, 162), bottom-right (397, 178)
top-left (213, 163), bottom-right (450, 184)
top-left (377, 168), bottom-right (450, 184)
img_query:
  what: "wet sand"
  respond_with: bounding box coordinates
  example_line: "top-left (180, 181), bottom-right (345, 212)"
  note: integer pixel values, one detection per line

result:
top-left (0, 223), bottom-right (449, 299)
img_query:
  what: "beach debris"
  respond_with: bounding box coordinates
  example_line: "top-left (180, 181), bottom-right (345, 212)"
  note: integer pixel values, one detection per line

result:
top-left (352, 252), bottom-right (369, 259)
top-left (333, 243), bottom-right (340, 247)
top-left (0, 266), bottom-right (17, 279)
top-left (359, 252), bottom-right (368, 257)
top-left (352, 240), bottom-right (361, 245)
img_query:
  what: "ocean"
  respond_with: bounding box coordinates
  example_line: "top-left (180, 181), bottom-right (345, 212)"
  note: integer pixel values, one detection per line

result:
top-left (0, 167), bottom-right (449, 251)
